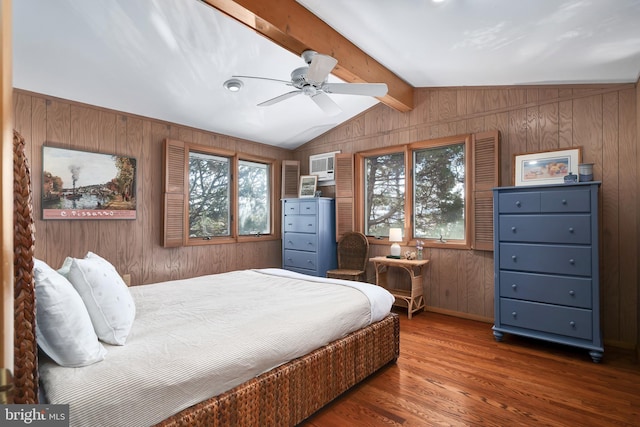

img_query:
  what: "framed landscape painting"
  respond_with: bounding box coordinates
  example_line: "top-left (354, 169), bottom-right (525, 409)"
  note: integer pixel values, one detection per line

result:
top-left (42, 145), bottom-right (137, 220)
top-left (513, 148), bottom-right (581, 186)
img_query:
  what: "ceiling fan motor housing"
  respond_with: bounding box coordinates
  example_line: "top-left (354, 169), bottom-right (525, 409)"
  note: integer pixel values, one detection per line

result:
top-left (291, 66), bottom-right (314, 89)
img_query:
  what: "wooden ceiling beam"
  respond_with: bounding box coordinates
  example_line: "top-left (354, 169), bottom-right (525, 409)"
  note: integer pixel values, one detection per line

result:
top-left (201, 0), bottom-right (413, 112)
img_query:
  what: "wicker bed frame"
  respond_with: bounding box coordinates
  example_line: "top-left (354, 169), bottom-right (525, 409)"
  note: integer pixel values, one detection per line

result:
top-left (12, 130), bottom-right (400, 425)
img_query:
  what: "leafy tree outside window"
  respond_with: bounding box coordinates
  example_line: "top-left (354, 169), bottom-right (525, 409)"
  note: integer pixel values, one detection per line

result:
top-left (188, 151), bottom-right (230, 238)
top-left (364, 152), bottom-right (405, 237)
top-left (238, 160), bottom-right (270, 235)
top-left (413, 143), bottom-right (465, 240)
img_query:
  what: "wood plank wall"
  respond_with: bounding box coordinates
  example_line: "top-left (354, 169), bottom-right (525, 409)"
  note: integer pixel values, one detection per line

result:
top-left (295, 84), bottom-right (638, 349)
top-left (12, 90), bottom-right (288, 287)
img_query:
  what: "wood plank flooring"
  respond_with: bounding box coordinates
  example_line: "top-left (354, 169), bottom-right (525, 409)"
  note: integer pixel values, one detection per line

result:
top-left (301, 311), bottom-right (640, 426)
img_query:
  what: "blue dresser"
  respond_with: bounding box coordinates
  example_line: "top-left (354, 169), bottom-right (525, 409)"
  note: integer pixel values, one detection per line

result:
top-left (492, 182), bottom-right (603, 362)
top-left (282, 198), bottom-right (337, 277)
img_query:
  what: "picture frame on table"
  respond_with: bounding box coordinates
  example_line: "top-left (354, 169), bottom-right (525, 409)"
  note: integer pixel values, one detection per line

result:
top-left (298, 175), bottom-right (318, 198)
top-left (513, 148), bottom-right (581, 186)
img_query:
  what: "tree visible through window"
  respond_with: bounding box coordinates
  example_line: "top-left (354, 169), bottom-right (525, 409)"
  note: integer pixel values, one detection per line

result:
top-left (413, 143), bottom-right (465, 240)
top-left (364, 152), bottom-right (405, 237)
top-left (188, 151), bottom-right (230, 238)
top-left (238, 160), bottom-right (270, 235)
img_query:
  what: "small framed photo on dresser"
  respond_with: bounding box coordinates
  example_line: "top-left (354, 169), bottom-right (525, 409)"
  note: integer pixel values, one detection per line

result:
top-left (298, 175), bottom-right (318, 198)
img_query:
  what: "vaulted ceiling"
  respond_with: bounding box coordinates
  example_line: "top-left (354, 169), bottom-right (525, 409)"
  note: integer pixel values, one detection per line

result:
top-left (13, 0), bottom-right (640, 149)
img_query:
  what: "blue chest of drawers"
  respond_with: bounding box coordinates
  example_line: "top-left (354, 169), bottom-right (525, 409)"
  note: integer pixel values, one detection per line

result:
top-left (282, 198), bottom-right (337, 277)
top-left (492, 182), bottom-right (603, 362)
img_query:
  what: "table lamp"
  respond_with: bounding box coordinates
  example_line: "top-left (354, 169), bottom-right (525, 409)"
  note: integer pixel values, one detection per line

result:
top-left (388, 228), bottom-right (402, 257)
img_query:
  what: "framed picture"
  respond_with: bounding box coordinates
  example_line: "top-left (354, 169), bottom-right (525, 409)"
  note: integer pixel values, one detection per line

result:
top-left (42, 145), bottom-right (137, 220)
top-left (298, 175), bottom-right (318, 198)
top-left (513, 148), bottom-right (581, 186)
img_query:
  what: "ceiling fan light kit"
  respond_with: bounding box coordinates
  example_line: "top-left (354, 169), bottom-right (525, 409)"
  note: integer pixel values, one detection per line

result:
top-left (233, 50), bottom-right (388, 115)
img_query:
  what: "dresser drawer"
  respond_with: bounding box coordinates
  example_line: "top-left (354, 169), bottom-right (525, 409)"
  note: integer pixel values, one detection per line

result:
top-left (283, 215), bottom-right (317, 233)
top-left (282, 199), bottom-right (300, 215)
top-left (499, 243), bottom-right (592, 276)
top-left (498, 192), bottom-right (540, 213)
top-left (298, 200), bottom-right (318, 215)
top-left (499, 271), bottom-right (592, 308)
top-left (283, 249), bottom-right (318, 271)
top-left (283, 232), bottom-right (318, 252)
top-left (498, 214), bottom-right (591, 244)
top-left (500, 298), bottom-right (592, 340)
top-left (541, 189), bottom-right (590, 213)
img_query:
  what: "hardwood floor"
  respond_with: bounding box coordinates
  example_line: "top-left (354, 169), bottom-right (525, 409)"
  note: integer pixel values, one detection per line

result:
top-left (301, 310), bottom-right (640, 427)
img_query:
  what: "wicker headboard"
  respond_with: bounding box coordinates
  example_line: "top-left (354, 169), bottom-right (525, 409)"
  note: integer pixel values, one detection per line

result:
top-left (13, 130), bottom-right (38, 404)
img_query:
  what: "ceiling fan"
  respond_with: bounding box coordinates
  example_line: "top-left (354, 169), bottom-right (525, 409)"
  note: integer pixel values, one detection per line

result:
top-left (233, 50), bottom-right (388, 115)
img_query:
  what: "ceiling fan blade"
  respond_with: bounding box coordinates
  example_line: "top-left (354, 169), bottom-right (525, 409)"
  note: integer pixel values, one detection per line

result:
top-left (306, 54), bottom-right (338, 85)
top-left (310, 91), bottom-right (342, 116)
top-left (322, 82), bottom-right (388, 97)
top-left (257, 90), bottom-right (301, 107)
top-left (233, 75), bottom-right (292, 85)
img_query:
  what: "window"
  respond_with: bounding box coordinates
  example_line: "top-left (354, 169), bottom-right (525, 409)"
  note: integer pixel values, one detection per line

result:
top-left (189, 151), bottom-right (231, 238)
top-left (354, 132), bottom-right (498, 250)
top-left (413, 142), bottom-right (465, 241)
top-left (162, 139), bottom-right (276, 247)
top-left (238, 160), bottom-right (271, 235)
top-left (363, 151), bottom-right (405, 237)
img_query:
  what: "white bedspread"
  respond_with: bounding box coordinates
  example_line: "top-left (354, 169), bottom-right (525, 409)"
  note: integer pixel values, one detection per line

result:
top-left (39, 268), bottom-right (394, 427)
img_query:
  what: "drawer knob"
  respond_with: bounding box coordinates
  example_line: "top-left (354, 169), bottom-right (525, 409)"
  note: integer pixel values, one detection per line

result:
top-left (511, 255), bottom-right (517, 261)
top-left (511, 311), bottom-right (517, 318)
top-left (515, 201), bottom-right (521, 207)
top-left (569, 321), bottom-right (576, 328)
top-left (562, 199), bottom-right (567, 205)
top-left (569, 259), bottom-right (575, 265)
top-left (511, 284), bottom-right (517, 290)
top-left (511, 226), bottom-right (517, 232)
top-left (569, 290), bottom-right (575, 296)
top-left (569, 227), bottom-right (574, 233)
top-left (308, 223), bottom-right (313, 227)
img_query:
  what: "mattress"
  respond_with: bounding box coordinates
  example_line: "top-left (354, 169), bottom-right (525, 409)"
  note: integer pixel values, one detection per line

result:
top-left (39, 268), bottom-right (394, 427)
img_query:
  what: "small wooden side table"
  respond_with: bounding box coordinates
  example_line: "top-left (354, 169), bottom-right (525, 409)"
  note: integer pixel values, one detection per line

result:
top-left (370, 256), bottom-right (429, 319)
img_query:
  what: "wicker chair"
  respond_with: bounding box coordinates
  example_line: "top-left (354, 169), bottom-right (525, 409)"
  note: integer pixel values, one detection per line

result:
top-left (326, 232), bottom-right (369, 282)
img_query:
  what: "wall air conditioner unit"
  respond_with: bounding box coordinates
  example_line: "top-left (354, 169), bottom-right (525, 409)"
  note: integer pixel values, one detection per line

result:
top-left (309, 151), bottom-right (340, 182)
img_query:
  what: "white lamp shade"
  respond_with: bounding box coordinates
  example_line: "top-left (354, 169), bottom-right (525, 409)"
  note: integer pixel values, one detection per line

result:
top-left (388, 228), bottom-right (402, 242)
top-left (389, 228), bottom-right (402, 256)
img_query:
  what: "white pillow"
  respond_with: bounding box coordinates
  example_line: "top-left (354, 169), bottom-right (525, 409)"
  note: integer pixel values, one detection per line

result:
top-left (33, 258), bottom-right (107, 367)
top-left (57, 256), bottom-right (73, 278)
top-left (66, 252), bottom-right (136, 345)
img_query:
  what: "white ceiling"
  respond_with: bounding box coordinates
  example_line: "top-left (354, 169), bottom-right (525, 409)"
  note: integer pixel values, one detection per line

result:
top-left (13, 0), bottom-right (640, 150)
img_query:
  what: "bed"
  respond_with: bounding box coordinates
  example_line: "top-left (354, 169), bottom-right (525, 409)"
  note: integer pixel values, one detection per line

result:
top-left (12, 130), bottom-right (400, 426)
